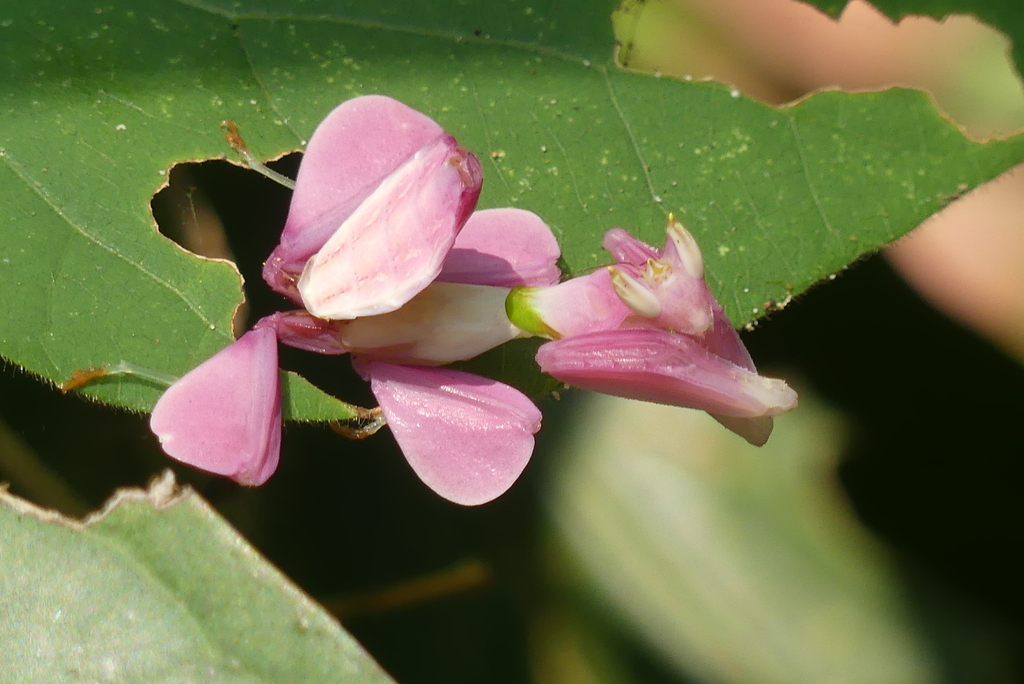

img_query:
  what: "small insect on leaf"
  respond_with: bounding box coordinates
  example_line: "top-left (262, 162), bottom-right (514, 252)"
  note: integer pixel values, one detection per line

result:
top-left (59, 366), bottom-right (114, 393)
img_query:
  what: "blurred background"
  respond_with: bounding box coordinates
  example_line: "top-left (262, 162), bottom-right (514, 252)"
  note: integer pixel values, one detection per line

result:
top-left (2, 0), bottom-right (1024, 682)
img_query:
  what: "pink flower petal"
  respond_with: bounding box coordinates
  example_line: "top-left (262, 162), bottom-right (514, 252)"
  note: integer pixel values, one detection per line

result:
top-left (703, 302), bottom-right (756, 372)
top-left (354, 359), bottom-right (541, 506)
top-left (602, 227), bottom-right (659, 264)
top-left (297, 135), bottom-right (483, 320)
top-left (647, 272), bottom-right (716, 336)
top-left (535, 328), bottom-right (798, 421)
top-left (644, 220), bottom-right (716, 335)
top-left (150, 329), bottom-right (281, 485)
top-left (439, 208), bottom-right (561, 287)
top-left (603, 226), bottom-right (754, 370)
top-left (263, 95), bottom-right (446, 300)
top-left (603, 222), bottom-right (716, 336)
top-left (506, 269), bottom-right (633, 339)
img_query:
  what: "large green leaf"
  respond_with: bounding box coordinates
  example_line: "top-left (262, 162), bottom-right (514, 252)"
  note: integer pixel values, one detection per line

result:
top-left (2, 0), bottom-right (1023, 419)
top-left (0, 472), bottom-right (395, 683)
top-left (804, 0), bottom-right (1024, 77)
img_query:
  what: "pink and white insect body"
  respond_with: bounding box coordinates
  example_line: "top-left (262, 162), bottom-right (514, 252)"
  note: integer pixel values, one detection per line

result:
top-left (152, 96), bottom-right (559, 505)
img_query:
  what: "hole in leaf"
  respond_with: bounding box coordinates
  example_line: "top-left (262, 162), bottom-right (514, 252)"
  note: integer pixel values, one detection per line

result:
top-left (150, 155), bottom-right (376, 407)
top-left (612, 0), bottom-right (1024, 138)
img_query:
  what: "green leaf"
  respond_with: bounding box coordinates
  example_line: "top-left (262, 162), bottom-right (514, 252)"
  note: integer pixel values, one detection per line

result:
top-left (0, 472), bottom-right (395, 683)
top-left (802, 0), bottom-right (1024, 77)
top-left (1, 0), bottom-right (1022, 420)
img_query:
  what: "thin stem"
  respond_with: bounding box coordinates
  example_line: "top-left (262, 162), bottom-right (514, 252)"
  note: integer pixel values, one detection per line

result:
top-left (221, 120), bottom-right (297, 190)
top-left (106, 361), bottom-right (179, 386)
top-left (320, 559), bottom-right (491, 619)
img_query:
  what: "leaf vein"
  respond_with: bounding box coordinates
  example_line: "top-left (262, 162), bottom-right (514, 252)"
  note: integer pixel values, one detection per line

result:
top-left (788, 116), bottom-right (834, 235)
top-left (171, 0), bottom-right (592, 66)
top-left (100, 90), bottom-right (206, 135)
top-left (602, 68), bottom-right (660, 206)
top-left (471, 85), bottom-right (511, 195)
top-left (233, 24), bottom-right (303, 142)
top-left (0, 151), bottom-right (216, 329)
top-left (548, 127), bottom-right (588, 216)
top-left (734, 168), bottom-right (796, 278)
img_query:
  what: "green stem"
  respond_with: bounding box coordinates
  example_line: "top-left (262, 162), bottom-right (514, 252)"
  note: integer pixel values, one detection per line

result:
top-left (105, 361), bottom-right (179, 387)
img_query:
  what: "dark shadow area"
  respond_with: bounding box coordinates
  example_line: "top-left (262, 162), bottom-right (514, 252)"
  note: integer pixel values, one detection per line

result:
top-left (744, 253), bottom-right (1024, 678)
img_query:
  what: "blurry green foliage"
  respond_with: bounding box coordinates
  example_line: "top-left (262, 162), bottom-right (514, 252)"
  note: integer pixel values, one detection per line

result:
top-left (0, 473), bottom-right (395, 684)
top-left (546, 394), bottom-right (940, 684)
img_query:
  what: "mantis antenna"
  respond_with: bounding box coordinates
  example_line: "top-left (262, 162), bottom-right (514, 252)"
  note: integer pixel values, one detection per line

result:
top-left (221, 120), bottom-right (297, 191)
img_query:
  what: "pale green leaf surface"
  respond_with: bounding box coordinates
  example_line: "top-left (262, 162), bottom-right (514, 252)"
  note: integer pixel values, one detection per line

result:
top-left (0, 472), bottom-right (395, 684)
top-left (1, 0), bottom-right (1023, 419)
top-left (549, 393), bottom-right (941, 684)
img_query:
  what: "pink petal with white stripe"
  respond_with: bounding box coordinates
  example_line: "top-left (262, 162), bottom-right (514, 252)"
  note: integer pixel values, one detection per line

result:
top-left (150, 328), bottom-right (281, 485)
top-left (263, 95), bottom-right (445, 300)
top-left (355, 360), bottom-right (541, 506)
top-left (298, 135), bottom-right (483, 320)
top-left (439, 208), bottom-right (561, 287)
